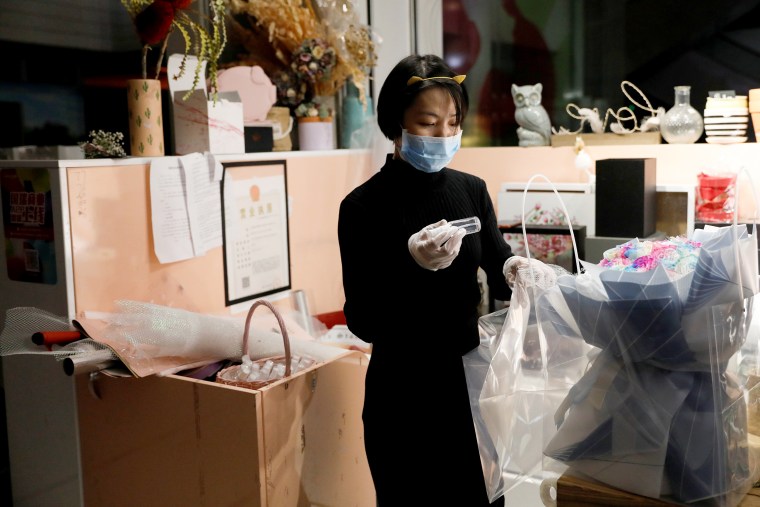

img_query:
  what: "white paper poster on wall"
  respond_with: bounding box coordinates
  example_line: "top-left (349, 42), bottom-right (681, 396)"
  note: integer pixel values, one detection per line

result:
top-left (149, 153), bottom-right (222, 264)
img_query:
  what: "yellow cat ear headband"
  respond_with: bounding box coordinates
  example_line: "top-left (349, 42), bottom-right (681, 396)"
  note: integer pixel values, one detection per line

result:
top-left (406, 75), bottom-right (466, 86)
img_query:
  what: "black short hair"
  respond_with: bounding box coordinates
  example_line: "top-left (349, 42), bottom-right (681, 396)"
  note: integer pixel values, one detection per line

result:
top-left (376, 54), bottom-right (469, 141)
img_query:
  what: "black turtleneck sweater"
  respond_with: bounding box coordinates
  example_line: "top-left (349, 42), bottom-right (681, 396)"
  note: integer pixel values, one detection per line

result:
top-left (339, 155), bottom-right (512, 354)
top-left (338, 155), bottom-right (511, 506)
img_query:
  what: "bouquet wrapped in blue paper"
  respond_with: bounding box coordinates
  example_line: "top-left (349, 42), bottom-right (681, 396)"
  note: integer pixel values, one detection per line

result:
top-left (540, 224), bottom-right (760, 504)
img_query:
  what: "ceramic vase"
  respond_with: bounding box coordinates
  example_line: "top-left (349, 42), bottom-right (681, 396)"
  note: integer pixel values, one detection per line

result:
top-left (660, 85), bottom-right (703, 144)
top-left (298, 117), bottom-right (334, 151)
top-left (339, 81), bottom-right (374, 149)
top-left (127, 79), bottom-right (165, 156)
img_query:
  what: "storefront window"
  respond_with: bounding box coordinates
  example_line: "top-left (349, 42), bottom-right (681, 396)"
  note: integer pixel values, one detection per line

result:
top-left (443, 0), bottom-right (577, 146)
top-left (443, 0), bottom-right (760, 147)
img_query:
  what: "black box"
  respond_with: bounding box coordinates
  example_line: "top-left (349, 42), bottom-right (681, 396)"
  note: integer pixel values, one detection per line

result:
top-left (244, 126), bottom-right (274, 153)
top-left (595, 158), bottom-right (657, 238)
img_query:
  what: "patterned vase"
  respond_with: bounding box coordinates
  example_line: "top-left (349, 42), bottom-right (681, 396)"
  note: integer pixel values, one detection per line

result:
top-left (126, 79), bottom-right (165, 156)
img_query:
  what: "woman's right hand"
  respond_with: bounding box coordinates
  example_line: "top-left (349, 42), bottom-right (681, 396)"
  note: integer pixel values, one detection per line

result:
top-left (407, 220), bottom-right (466, 271)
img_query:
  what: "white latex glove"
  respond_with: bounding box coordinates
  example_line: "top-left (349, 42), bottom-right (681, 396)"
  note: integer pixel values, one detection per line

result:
top-left (503, 256), bottom-right (558, 289)
top-left (408, 219), bottom-right (467, 271)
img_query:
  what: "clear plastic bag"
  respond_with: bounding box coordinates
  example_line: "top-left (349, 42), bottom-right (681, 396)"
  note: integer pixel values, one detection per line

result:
top-left (464, 273), bottom-right (587, 503)
top-left (542, 223), bottom-right (760, 505)
top-left (463, 174), bottom-right (585, 503)
top-left (465, 171), bottom-right (760, 506)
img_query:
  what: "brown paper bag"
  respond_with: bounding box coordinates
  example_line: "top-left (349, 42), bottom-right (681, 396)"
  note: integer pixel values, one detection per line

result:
top-left (267, 106), bottom-right (293, 151)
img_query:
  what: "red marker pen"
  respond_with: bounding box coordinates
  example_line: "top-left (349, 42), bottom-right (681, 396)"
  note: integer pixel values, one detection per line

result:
top-left (31, 331), bottom-right (83, 350)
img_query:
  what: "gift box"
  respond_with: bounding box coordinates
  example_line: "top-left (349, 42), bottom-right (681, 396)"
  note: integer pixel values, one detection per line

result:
top-left (168, 54), bottom-right (245, 155)
top-left (216, 65), bottom-right (278, 155)
top-left (244, 124), bottom-right (274, 153)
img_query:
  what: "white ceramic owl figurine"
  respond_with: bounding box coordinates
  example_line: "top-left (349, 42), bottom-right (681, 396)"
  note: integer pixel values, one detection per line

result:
top-left (512, 83), bottom-right (552, 147)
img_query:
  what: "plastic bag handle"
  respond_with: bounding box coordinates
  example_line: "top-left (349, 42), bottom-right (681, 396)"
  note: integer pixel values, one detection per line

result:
top-left (242, 300), bottom-right (292, 377)
top-left (515, 174), bottom-right (582, 382)
top-left (520, 174), bottom-right (582, 275)
top-left (727, 166), bottom-right (759, 304)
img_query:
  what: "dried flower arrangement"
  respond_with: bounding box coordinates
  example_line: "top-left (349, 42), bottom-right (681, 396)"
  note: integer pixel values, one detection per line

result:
top-left (294, 97), bottom-right (333, 119)
top-left (120, 0), bottom-right (228, 98)
top-left (228, 0), bottom-right (376, 109)
top-left (291, 37), bottom-right (337, 85)
top-left (79, 131), bottom-right (128, 159)
top-left (272, 71), bottom-right (308, 108)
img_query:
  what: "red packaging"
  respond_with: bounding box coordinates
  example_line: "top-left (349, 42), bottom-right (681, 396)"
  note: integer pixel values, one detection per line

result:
top-left (696, 172), bottom-right (737, 223)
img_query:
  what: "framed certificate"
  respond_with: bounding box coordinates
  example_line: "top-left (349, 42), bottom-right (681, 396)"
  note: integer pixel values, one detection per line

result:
top-left (221, 160), bottom-right (290, 306)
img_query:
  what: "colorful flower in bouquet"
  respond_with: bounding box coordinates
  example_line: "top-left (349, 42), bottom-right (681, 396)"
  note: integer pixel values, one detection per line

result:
top-left (121, 0), bottom-right (228, 98)
top-left (599, 236), bottom-right (701, 274)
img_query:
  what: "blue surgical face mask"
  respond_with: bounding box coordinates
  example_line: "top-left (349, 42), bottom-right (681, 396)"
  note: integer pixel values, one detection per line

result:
top-left (399, 129), bottom-right (462, 173)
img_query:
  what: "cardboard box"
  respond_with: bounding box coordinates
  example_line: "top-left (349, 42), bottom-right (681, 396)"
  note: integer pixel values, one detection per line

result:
top-left (168, 54), bottom-right (245, 155)
top-left (76, 350), bottom-right (374, 506)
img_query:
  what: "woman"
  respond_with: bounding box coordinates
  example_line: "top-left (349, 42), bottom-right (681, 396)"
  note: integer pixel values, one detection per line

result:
top-left (338, 54), bottom-right (528, 505)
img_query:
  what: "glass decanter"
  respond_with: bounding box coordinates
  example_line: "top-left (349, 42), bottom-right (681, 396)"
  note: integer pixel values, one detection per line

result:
top-left (660, 85), bottom-right (704, 144)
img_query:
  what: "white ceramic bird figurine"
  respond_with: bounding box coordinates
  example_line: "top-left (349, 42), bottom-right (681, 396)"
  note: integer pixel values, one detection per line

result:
top-left (512, 83), bottom-right (552, 146)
